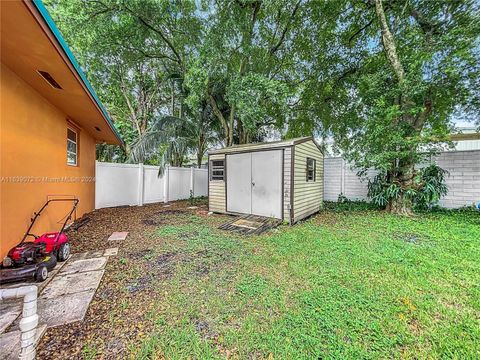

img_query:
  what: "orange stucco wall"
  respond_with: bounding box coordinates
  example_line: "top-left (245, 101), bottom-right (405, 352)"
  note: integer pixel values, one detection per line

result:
top-left (1, 63), bottom-right (96, 258)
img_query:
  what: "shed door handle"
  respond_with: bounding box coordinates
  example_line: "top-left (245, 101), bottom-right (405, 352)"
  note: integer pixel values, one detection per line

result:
top-left (252, 182), bottom-right (255, 186)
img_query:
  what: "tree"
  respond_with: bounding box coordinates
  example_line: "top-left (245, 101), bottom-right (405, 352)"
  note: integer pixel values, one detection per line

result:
top-left (185, 0), bottom-right (304, 146)
top-left (47, 0), bottom-right (479, 214)
top-left (45, 0), bottom-right (211, 163)
top-left (296, 0), bottom-right (480, 214)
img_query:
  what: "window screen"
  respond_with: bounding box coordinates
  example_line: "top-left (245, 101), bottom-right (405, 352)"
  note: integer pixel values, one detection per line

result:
top-left (67, 128), bottom-right (77, 166)
top-left (306, 158), bottom-right (316, 182)
top-left (210, 159), bottom-right (225, 180)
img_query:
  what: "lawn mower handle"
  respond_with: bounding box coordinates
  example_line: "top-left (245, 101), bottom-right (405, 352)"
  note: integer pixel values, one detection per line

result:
top-left (20, 198), bottom-right (79, 245)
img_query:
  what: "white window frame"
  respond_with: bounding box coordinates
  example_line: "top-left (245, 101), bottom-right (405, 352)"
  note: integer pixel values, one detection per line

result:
top-left (67, 127), bottom-right (78, 166)
top-left (210, 159), bottom-right (225, 181)
top-left (306, 157), bottom-right (316, 182)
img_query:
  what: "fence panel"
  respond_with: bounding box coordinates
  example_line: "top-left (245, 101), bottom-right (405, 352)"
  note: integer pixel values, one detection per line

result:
top-left (168, 167), bottom-right (191, 201)
top-left (95, 162), bottom-right (208, 209)
top-left (194, 169), bottom-right (208, 197)
top-left (95, 163), bottom-right (140, 209)
top-left (143, 166), bottom-right (164, 204)
top-left (323, 158), bottom-right (343, 201)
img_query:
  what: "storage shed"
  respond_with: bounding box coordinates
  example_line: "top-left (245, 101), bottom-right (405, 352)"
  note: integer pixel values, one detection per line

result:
top-left (208, 137), bottom-right (324, 224)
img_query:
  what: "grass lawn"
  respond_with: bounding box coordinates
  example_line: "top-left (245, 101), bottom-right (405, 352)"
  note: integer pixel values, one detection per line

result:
top-left (38, 200), bottom-right (480, 359)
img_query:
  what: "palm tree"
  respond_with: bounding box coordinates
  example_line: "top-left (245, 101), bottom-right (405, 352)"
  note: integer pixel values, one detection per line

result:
top-left (130, 110), bottom-right (218, 174)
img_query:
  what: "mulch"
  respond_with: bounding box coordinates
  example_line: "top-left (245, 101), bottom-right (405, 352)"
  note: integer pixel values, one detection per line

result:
top-left (36, 199), bottom-right (212, 359)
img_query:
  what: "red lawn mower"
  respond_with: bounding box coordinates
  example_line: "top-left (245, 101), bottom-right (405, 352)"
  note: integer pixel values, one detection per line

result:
top-left (1, 198), bottom-right (79, 283)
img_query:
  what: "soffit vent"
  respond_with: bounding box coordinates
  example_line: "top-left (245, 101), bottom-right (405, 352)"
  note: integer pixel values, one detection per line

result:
top-left (37, 70), bottom-right (62, 89)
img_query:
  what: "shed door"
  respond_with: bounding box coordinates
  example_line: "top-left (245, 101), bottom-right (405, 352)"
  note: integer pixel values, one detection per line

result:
top-left (226, 153), bottom-right (252, 215)
top-left (251, 150), bottom-right (283, 218)
top-left (226, 150), bottom-right (283, 219)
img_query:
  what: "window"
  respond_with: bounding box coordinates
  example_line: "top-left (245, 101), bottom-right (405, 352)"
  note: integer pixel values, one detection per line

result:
top-left (306, 157), bottom-right (316, 182)
top-left (210, 159), bottom-right (225, 181)
top-left (67, 128), bottom-right (78, 166)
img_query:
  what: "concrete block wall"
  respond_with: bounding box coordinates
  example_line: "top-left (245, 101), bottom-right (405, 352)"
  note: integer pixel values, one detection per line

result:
top-left (433, 150), bottom-right (480, 208)
top-left (324, 150), bottom-right (480, 209)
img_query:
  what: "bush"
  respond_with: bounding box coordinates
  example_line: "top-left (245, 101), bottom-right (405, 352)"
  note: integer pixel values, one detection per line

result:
top-left (367, 164), bottom-right (449, 210)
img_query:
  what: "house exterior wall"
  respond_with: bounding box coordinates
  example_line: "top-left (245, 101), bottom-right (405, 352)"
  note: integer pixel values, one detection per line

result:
top-left (1, 63), bottom-right (96, 258)
top-left (208, 153), bottom-right (226, 213)
top-left (292, 140), bottom-right (324, 223)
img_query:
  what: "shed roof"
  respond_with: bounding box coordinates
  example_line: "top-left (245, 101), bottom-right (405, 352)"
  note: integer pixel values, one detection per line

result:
top-left (208, 136), bottom-right (322, 155)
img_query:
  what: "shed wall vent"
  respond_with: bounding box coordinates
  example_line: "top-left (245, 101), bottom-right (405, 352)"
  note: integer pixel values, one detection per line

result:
top-left (37, 70), bottom-right (62, 89)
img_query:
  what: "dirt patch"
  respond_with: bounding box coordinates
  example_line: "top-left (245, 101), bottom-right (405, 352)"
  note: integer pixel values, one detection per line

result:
top-left (147, 252), bottom-right (178, 280)
top-left (128, 248), bottom-right (155, 260)
top-left (192, 318), bottom-right (219, 340)
top-left (142, 219), bottom-right (160, 226)
top-left (125, 275), bottom-right (152, 293)
top-left (66, 200), bottom-right (208, 254)
top-left (395, 232), bottom-right (431, 245)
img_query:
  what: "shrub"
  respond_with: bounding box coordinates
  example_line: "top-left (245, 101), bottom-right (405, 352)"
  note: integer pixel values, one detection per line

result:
top-left (367, 164), bottom-right (449, 210)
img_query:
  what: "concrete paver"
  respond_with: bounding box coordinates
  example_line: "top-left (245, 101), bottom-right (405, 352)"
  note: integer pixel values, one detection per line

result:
top-left (37, 290), bottom-right (96, 327)
top-left (41, 270), bottom-right (104, 299)
top-left (59, 257), bottom-right (107, 275)
top-left (108, 231), bottom-right (128, 241)
top-left (104, 247), bottom-right (118, 256)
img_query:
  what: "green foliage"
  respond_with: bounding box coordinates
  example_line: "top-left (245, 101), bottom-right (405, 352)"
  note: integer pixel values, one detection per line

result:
top-left (45, 0), bottom-right (479, 211)
top-left (324, 200), bottom-right (381, 212)
top-left (228, 74), bottom-right (289, 131)
top-left (368, 163), bottom-right (449, 209)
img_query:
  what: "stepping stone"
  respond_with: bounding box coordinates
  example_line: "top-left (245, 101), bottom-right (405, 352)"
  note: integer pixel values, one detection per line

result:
top-left (0, 324), bottom-right (47, 359)
top-left (37, 290), bottom-right (95, 327)
top-left (0, 330), bottom-right (20, 359)
top-left (108, 232), bottom-right (128, 241)
top-left (0, 309), bottom-right (21, 334)
top-left (85, 250), bottom-right (105, 258)
top-left (41, 270), bottom-right (104, 299)
top-left (59, 257), bottom-right (107, 275)
top-left (187, 206), bottom-right (198, 209)
top-left (163, 204), bottom-right (171, 207)
top-left (104, 248), bottom-right (118, 257)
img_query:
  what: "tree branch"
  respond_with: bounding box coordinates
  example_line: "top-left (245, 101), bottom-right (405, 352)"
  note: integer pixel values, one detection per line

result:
top-left (122, 4), bottom-right (183, 65)
top-left (374, 0), bottom-right (405, 82)
top-left (269, 0), bottom-right (301, 55)
top-left (348, 17), bottom-right (374, 44)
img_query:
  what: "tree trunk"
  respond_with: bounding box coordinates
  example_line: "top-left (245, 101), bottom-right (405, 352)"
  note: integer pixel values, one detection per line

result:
top-left (197, 152), bottom-right (203, 168)
top-left (385, 157), bottom-right (415, 215)
top-left (375, 0), bottom-right (417, 215)
top-left (208, 95), bottom-right (232, 146)
top-left (386, 193), bottom-right (413, 216)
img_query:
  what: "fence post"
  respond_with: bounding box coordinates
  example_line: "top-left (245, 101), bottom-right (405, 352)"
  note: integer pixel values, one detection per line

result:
top-left (190, 167), bottom-right (195, 197)
top-left (95, 160), bottom-right (99, 209)
top-left (163, 166), bottom-right (169, 203)
top-left (138, 163), bottom-right (144, 206)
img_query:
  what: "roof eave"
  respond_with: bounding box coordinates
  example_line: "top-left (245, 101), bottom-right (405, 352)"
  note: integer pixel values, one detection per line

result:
top-left (31, 0), bottom-right (124, 147)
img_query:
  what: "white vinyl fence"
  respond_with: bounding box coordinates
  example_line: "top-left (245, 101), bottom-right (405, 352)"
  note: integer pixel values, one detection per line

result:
top-left (323, 150), bottom-right (480, 209)
top-left (95, 161), bottom-right (208, 209)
